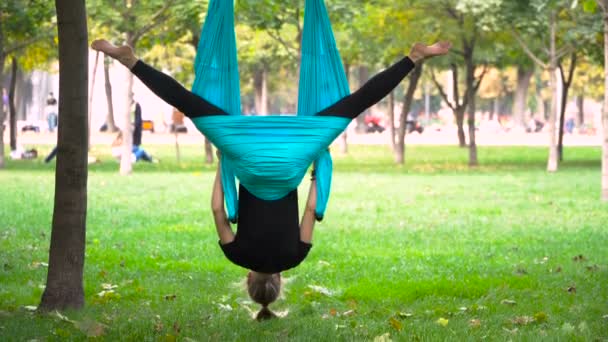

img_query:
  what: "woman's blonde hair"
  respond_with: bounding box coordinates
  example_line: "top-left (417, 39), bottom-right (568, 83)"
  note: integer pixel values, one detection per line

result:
top-left (247, 272), bottom-right (281, 321)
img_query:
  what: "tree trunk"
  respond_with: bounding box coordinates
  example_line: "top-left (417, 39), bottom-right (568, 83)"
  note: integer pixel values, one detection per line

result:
top-left (120, 70), bottom-right (134, 175)
top-left (424, 81), bottom-right (431, 125)
top-left (39, 0), bottom-right (88, 311)
top-left (88, 51), bottom-right (100, 149)
top-left (456, 110), bottom-right (466, 147)
top-left (395, 64), bottom-right (423, 164)
top-left (557, 53), bottom-right (577, 161)
top-left (0, 19), bottom-right (4, 168)
top-left (576, 95), bottom-right (584, 126)
top-left (9, 57), bottom-right (17, 151)
top-left (103, 57), bottom-right (118, 133)
top-left (120, 33), bottom-right (136, 175)
top-left (513, 66), bottom-right (533, 128)
top-left (547, 11), bottom-right (559, 172)
top-left (204, 138), bottom-right (213, 164)
top-left (339, 62), bottom-right (350, 154)
top-left (355, 66), bottom-right (370, 133)
top-left (253, 66), bottom-right (268, 115)
top-left (466, 59), bottom-right (478, 166)
top-left (602, 1), bottom-right (608, 201)
top-left (388, 90), bottom-right (396, 150)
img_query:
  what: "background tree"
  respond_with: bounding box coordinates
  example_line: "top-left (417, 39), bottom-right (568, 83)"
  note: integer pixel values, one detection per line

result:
top-left (505, 0), bottom-right (584, 172)
top-left (39, 0), bottom-right (89, 311)
top-left (88, 0), bottom-right (177, 175)
top-left (0, 0), bottom-right (55, 168)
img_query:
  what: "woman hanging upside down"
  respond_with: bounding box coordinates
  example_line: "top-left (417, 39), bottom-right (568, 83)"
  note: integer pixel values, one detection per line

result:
top-left (92, 39), bottom-right (451, 320)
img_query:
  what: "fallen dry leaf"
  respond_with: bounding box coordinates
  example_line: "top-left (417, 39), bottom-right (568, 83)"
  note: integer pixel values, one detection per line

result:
top-left (389, 317), bottom-right (402, 331)
top-left (373, 333), bottom-right (392, 342)
top-left (586, 265), bottom-right (599, 272)
top-left (501, 299), bottom-right (517, 306)
top-left (469, 319), bottom-right (481, 328)
top-left (572, 254), bottom-right (586, 262)
top-left (342, 309), bottom-right (356, 316)
top-left (534, 312), bottom-right (548, 323)
top-left (510, 316), bottom-right (534, 326)
top-left (329, 308), bottom-right (337, 316)
top-left (436, 317), bottom-right (449, 327)
top-left (397, 312), bottom-right (413, 318)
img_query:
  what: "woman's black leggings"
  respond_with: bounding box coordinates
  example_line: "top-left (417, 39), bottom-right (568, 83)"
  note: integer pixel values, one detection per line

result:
top-left (130, 57), bottom-right (415, 119)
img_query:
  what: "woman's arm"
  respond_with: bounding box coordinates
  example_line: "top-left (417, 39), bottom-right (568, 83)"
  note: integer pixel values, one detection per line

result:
top-left (300, 174), bottom-right (318, 243)
top-left (212, 156), bottom-right (235, 244)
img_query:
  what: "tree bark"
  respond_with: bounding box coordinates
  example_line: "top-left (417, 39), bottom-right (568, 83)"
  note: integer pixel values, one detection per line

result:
top-left (103, 56), bottom-right (118, 133)
top-left (557, 53), bottom-right (577, 161)
top-left (355, 66), bottom-right (370, 133)
top-left (253, 66), bottom-right (268, 115)
top-left (9, 57), bottom-right (17, 151)
top-left (120, 32), bottom-right (136, 175)
top-left (576, 95), bottom-right (584, 126)
top-left (339, 62), bottom-right (350, 154)
top-left (513, 66), bottom-right (534, 127)
top-left (388, 90), bottom-right (396, 150)
top-left (466, 59), bottom-right (478, 166)
top-left (0, 18), bottom-right (5, 168)
top-left (204, 138), bottom-right (213, 164)
top-left (456, 110), bottom-right (466, 147)
top-left (602, 0), bottom-right (608, 201)
top-left (395, 63), bottom-right (423, 164)
top-left (39, 0), bottom-right (88, 311)
top-left (547, 11), bottom-right (559, 172)
top-left (88, 51), bottom-right (100, 149)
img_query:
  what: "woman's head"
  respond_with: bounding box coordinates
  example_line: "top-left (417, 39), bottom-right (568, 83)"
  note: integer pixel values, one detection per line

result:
top-left (247, 271), bottom-right (281, 321)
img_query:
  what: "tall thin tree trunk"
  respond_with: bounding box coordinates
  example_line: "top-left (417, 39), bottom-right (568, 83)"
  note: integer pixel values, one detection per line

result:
top-left (340, 62), bottom-right (350, 154)
top-left (0, 21), bottom-right (5, 167)
top-left (103, 56), bottom-right (118, 132)
top-left (557, 53), bottom-right (577, 161)
top-left (120, 70), bottom-right (134, 175)
top-left (355, 66), bottom-right (370, 133)
top-left (204, 138), bottom-right (213, 164)
top-left (388, 90), bottom-right (396, 150)
top-left (468, 94), bottom-right (478, 166)
top-left (395, 64), bottom-right (423, 164)
top-left (456, 111), bottom-right (466, 147)
top-left (601, 0), bottom-right (608, 201)
top-left (547, 11), bottom-right (559, 172)
top-left (576, 95), bottom-right (584, 126)
top-left (9, 57), bottom-right (17, 151)
top-left (120, 33), bottom-right (136, 175)
top-left (254, 66), bottom-right (268, 115)
top-left (39, 0), bottom-right (88, 311)
top-left (466, 58), bottom-right (478, 166)
top-left (424, 81), bottom-right (431, 124)
top-left (88, 51), bottom-right (100, 149)
top-left (513, 66), bottom-right (533, 128)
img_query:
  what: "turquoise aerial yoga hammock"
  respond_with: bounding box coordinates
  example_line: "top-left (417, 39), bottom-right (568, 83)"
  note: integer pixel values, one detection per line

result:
top-left (191, 0), bottom-right (350, 222)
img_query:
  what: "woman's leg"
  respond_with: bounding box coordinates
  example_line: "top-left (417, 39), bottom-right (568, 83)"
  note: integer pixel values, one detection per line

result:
top-left (91, 39), bottom-right (227, 118)
top-left (316, 42), bottom-right (451, 119)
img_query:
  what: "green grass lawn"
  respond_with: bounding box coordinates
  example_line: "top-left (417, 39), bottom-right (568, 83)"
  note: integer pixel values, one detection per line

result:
top-left (1, 145), bottom-right (607, 341)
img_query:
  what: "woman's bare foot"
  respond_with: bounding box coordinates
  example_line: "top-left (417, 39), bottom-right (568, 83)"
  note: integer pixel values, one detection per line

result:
top-left (91, 39), bottom-right (138, 69)
top-left (409, 41), bottom-right (452, 63)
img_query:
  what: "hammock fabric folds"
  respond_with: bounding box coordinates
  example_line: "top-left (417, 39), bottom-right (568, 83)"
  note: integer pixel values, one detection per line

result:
top-left (191, 0), bottom-right (351, 222)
